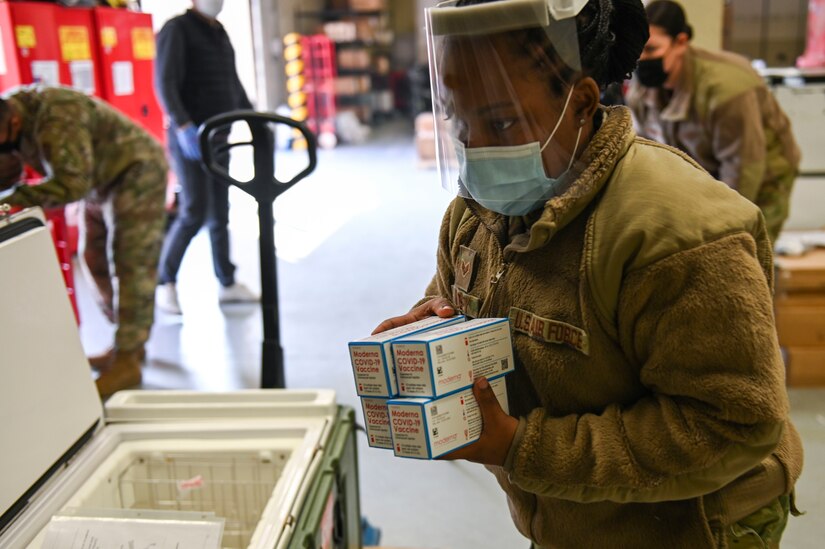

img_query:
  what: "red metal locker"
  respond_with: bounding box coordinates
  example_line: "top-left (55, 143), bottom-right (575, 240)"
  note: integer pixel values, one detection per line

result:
top-left (92, 7), bottom-right (165, 144)
top-left (0, 2), bottom-right (91, 324)
top-left (54, 6), bottom-right (102, 97)
top-left (0, 2), bottom-right (62, 91)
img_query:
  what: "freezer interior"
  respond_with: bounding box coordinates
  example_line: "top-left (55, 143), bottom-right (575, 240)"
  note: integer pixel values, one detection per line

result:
top-left (65, 440), bottom-right (292, 548)
top-left (1, 214), bottom-right (349, 549)
top-left (15, 422), bottom-right (329, 549)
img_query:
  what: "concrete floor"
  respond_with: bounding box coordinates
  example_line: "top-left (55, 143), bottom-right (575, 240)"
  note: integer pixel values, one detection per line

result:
top-left (77, 119), bottom-right (824, 548)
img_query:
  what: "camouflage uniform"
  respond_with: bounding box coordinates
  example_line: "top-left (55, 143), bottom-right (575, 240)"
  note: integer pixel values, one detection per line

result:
top-left (724, 495), bottom-right (790, 548)
top-left (530, 494), bottom-right (789, 548)
top-left (626, 46), bottom-right (801, 244)
top-left (0, 86), bottom-right (167, 353)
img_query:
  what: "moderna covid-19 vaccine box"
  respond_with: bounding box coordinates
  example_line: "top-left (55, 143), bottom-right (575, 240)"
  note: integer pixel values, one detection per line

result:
top-left (392, 317), bottom-right (514, 398)
top-left (387, 374), bottom-right (509, 459)
top-left (348, 315), bottom-right (465, 397)
top-left (361, 397), bottom-right (393, 449)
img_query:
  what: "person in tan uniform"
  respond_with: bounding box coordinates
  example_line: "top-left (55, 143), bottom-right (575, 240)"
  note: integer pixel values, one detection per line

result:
top-left (374, 0), bottom-right (802, 547)
top-left (0, 85), bottom-right (168, 398)
top-left (626, 0), bottom-right (800, 244)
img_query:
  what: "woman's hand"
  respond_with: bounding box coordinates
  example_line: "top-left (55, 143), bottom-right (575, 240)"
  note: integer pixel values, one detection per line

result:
top-left (440, 377), bottom-right (518, 466)
top-left (371, 297), bottom-right (456, 335)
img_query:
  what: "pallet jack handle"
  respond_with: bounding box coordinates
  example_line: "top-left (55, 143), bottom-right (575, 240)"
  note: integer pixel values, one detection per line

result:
top-left (199, 111), bottom-right (318, 388)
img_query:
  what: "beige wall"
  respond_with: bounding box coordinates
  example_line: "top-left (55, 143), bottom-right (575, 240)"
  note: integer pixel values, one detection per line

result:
top-left (645, 0), bottom-right (724, 51)
top-left (681, 0), bottom-right (724, 50)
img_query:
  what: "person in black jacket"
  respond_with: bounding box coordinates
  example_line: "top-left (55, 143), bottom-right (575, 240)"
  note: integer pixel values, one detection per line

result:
top-left (154, 0), bottom-right (257, 315)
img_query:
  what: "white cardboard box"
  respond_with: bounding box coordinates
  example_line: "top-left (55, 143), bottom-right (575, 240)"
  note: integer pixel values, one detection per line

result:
top-left (393, 318), bottom-right (514, 398)
top-left (387, 375), bottom-right (509, 459)
top-left (361, 397), bottom-right (393, 449)
top-left (348, 315), bottom-right (466, 397)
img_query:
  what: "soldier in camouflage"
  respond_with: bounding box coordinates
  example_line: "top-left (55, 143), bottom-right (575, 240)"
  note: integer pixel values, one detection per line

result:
top-left (0, 85), bottom-right (168, 398)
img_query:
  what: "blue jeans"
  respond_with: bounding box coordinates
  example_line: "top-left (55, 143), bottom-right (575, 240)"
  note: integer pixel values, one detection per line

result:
top-left (158, 124), bottom-right (235, 287)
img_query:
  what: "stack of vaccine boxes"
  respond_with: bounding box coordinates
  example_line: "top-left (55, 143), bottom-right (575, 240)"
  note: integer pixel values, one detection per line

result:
top-left (349, 316), bottom-right (514, 459)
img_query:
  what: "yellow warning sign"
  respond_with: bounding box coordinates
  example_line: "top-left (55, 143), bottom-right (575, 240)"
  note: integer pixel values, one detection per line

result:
top-left (59, 26), bottom-right (91, 61)
top-left (131, 27), bottom-right (155, 60)
top-left (100, 27), bottom-right (118, 49)
top-left (15, 26), bottom-right (36, 49)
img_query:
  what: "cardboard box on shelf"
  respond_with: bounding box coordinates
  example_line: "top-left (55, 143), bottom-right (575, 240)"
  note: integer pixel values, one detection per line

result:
top-left (416, 135), bottom-right (436, 162)
top-left (375, 55), bottom-right (391, 75)
top-left (334, 75), bottom-right (372, 95)
top-left (355, 18), bottom-right (379, 41)
top-left (775, 303), bottom-right (825, 347)
top-left (774, 247), bottom-right (825, 386)
top-left (775, 249), bottom-right (825, 294)
top-left (323, 21), bottom-right (357, 42)
top-left (785, 347), bottom-right (825, 386)
top-left (350, 0), bottom-right (386, 11)
top-left (774, 248), bottom-right (825, 351)
top-left (415, 112), bottom-right (436, 162)
top-left (415, 112), bottom-right (434, 133)
top-left (774, 292), bottom-right (825, 308)
top-left (337, 48), bottom-right (371, 70)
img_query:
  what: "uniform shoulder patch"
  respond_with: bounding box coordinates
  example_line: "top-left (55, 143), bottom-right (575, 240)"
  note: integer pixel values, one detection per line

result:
top-left (452, 285), bottom-right (481, 319)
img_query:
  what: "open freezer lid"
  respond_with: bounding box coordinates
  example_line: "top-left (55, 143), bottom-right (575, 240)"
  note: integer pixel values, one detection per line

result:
top-left (104, 389), bottom-right (337, 422)
top-left (0, 208), bottom-right (103, 530)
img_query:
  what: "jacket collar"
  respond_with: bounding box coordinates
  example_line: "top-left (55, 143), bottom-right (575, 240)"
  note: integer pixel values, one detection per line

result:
top-left (186, 8), bottom-right (224, 30)
top-left (466, 106), bottom-right (636, 254)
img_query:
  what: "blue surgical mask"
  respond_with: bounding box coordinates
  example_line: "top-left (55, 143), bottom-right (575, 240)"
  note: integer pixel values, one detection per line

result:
top-left (456, 86), bottom-right (582, 216)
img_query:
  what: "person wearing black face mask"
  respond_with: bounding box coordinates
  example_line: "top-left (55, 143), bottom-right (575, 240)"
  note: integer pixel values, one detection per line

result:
top-left (625, 0), bottom-right (800, 245)
top-left (634, 44), bottom-right (671, 88)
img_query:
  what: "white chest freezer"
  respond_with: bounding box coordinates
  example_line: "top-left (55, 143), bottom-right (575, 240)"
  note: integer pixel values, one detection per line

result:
top-left (0, 208), bottom-right (361, 549)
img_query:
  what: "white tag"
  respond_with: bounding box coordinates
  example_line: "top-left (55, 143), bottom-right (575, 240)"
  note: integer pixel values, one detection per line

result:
top-left (69, 60), bottom-right (95, 95)
top-left (177, 474), bottom-right (205, 493)
top-left (112, 60), bottom-right (134, 96)
top-left (31, 60), bottom-right (60, 86)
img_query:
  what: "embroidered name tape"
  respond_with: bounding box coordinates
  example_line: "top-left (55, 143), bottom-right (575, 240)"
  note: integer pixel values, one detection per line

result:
top-left (509, 306), bottom-right (590, 355)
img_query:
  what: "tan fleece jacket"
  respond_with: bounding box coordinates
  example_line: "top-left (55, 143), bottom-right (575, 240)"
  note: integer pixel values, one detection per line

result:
top-left (422, 107), bottom-right (803, 548)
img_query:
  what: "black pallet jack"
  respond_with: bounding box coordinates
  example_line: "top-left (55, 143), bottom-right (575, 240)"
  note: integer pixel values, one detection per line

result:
top-left (199, 111), bottom-right (317, 388)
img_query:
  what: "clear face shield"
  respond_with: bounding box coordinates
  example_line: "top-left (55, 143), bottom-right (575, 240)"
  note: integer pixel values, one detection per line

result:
top-left (426, 0), bottom-right (586, 215)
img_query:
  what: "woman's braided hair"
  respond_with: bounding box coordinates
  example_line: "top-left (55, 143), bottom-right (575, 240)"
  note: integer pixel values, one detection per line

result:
top-left (453, 0), bottom-right (649, 89)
